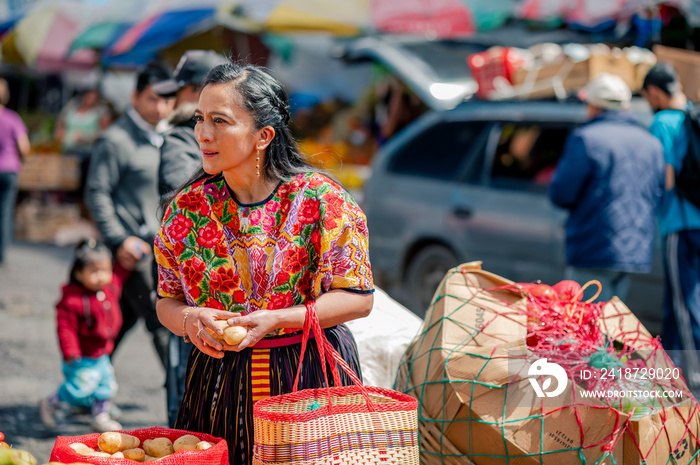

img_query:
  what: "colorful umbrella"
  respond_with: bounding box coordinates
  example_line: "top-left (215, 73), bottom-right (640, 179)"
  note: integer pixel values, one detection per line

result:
top-left (1, 1), bottom-right (97, 70)
top-left (217, 0), bottom-right (514, 38)
top-left (102, 0), bottom-right (223, 67)
top-left (371, 0), bottom-right (476, 37)
top-left (516, 0), bottom-right (651, 30)
top-left (0, 14), bottom-right (22, 41)
top-left (69, 0), bottom-right (144, 54)
top-left (217, 0), bottom-right (369, 36)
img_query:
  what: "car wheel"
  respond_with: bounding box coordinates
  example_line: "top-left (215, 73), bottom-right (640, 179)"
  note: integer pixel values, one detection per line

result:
top-left (404, 245), bottom-right (458, 318)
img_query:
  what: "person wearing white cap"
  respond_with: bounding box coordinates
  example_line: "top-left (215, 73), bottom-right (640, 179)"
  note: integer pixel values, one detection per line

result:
top-left (549, 73), bottom-right (665, 303)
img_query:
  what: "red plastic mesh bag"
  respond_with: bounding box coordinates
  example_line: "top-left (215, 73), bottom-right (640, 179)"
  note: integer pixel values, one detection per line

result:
top-left (50, 426), bottom-right (228, 465)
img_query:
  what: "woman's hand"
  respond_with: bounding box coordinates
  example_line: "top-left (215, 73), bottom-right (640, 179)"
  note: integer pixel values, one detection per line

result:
top-left (186, 307), bottom-right (244, 358)
top-left (226, 310), bottom-right (281, 350)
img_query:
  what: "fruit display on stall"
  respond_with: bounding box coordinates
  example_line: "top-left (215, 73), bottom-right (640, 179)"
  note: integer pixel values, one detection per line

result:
top-left (0, 432), bottom-right (37, 465)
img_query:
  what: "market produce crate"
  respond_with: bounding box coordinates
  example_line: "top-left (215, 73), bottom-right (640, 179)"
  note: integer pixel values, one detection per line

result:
top-left (18, 154), bottom-right (80, 191)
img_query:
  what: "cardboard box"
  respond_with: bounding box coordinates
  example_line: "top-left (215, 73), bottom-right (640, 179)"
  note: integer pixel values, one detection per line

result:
top-left (396, 262), bottom-right (699, 465)
top-left (509, 49), bottom-right (637, 100)
top-left (653, 45), bottom-right (700, 103)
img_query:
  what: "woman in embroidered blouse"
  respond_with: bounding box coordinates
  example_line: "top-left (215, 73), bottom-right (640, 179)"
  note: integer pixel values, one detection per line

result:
top-left (154, 62), bottom-right (374, 465)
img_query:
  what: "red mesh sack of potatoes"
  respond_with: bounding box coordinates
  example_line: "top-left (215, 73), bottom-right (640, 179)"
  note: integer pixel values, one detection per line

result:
top-left (50, 426), bottom-right (228, 465)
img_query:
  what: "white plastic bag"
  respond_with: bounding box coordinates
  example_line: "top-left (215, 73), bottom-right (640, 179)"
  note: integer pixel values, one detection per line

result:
top-left (345, 288), bottom-right (423, 389)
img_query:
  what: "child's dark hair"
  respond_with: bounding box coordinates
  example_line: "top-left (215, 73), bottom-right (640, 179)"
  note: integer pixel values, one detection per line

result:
top-left (69, 239), bottom-right (112, 285)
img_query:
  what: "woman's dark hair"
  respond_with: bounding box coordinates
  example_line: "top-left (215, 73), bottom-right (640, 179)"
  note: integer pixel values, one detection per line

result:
top-left (160, 61), bottom-right (319, 212)
top-left (69, 238), bottom-right (112, 285)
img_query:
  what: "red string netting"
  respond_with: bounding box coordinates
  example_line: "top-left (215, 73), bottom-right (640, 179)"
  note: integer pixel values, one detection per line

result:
top-left (484, 278), bottom-right (699, 463)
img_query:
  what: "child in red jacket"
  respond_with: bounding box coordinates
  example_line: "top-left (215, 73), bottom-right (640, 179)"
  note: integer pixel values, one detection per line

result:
top-left (40, 239), bottom-right (129, 432)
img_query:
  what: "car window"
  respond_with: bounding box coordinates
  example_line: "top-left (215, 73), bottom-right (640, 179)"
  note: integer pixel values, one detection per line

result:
top-left (489, 123), bottom-right (572, 192)
top-left (388, 121), bottom-right (487, 180)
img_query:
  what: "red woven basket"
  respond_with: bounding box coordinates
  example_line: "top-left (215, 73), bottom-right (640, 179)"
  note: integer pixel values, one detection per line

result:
top-left (50, 426), bottom-right (228, 465)
top-left (252, 301), bottom-right (419, 465)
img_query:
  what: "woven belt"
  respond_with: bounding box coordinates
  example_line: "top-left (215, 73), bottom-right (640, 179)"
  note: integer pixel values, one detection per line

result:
top-left (249, 331), bottom-right (316, 402)
top-left (250, 331), bottom-right (315, 349)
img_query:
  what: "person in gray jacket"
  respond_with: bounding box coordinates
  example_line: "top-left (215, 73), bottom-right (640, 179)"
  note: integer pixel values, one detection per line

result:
top-left (152, 50), bottom-right (227, 427)
top-left (85, 62), bottom-right (175, 369)
top-left (155, 50), bottom-right (228, 196)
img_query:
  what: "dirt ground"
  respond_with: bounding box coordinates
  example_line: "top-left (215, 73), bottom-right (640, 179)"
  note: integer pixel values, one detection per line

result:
top-left (0, 242), bottom-right (167, 464)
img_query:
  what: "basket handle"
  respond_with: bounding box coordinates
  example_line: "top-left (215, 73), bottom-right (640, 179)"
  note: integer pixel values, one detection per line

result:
top-left (292, 301), bottom-right (376, 411)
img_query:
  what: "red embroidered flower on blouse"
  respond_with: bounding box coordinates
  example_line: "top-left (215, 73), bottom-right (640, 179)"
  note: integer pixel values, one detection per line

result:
top-left (177, 191), bottom-right (204, 212)
top-left (183, 258), bottom-right (206, 287)
top-left (308, 176), bottom-right (323, 189)
top-left (205, 297), bottom-right (224, 310)
top-left (323, 195), bottom-right (344, 230)
top-left (268, 292), bottom-right (293, 310)
top-left (168, 214), bottom-right (194, 241)
top-left (210, 268), bottom-right (240, 293)
top-left (310, 230), bottom-right (321, 252)
top-left (212, 201), bottom-right (225, 218)
top-left (197, 222), bottom-right (223, 248)
top-left (283, 247), bottom-right (308, 274)
top-left (262, 214), bottom-right (276, 232)
top-left (275, 270), bottom-right (291, 286)
top-left (214, 242), bottom-right (228, 258)
top-left (279, 199), bottom-right (291, 217)
top-left (299, 198), bottom-right (320, 224)
top-left (189, 285), bottom-right (201, 302)
top-left (173, 241), bottom-right (185, 258)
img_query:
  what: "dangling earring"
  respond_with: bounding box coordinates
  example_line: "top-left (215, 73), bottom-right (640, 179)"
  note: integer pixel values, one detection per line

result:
top-left (255, 149), bottom-right (260, 176)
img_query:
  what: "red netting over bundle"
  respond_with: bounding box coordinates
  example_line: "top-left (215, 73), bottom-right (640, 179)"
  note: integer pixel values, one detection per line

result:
top-left (395, 262), bottom-right (700, 465)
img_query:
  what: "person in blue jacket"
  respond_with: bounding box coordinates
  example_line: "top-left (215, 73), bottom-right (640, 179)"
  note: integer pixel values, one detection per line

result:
top-left (642, 62), bottom-right (700, 388)
top-left (549, 73), bottom-right (665, 302)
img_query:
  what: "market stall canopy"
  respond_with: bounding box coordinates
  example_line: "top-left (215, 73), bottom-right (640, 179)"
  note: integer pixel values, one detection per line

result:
top-left (516, 0), bottom-right (679, 30)
top-left (0, 14), bottom-right (22, 41)
top-left (371, 0), bottom-right (515, 38)
top-left (68, 0), bottom-right (144, 54)
top-left (102, 0), bottom-right (224, 67)
top-left (216, 0), bottom-right (368, 36)
top-left (1, 1), bottom-right (97, 70)
top-left (217, 0), bottom-right (514, 37)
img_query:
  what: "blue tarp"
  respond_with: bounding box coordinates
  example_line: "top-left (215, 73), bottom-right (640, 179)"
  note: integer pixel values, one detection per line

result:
top-left (102, 7), bottom-right (216, 68)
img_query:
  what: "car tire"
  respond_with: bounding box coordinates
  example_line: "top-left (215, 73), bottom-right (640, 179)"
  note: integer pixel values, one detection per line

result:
top-left (404, 245), bottom-right (458, 318)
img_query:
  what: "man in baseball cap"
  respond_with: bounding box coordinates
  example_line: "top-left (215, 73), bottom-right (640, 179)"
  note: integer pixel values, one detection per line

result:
top-left (157, 49), bottom-right (228, 194)
top-left (153, 49), bottom-right (228, 104)
top-left (549, 71), bottom-right (665, 305)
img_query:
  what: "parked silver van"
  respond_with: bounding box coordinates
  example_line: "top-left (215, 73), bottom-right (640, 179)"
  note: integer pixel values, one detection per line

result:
top-left (362, 99), bottom-right (663, 333)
